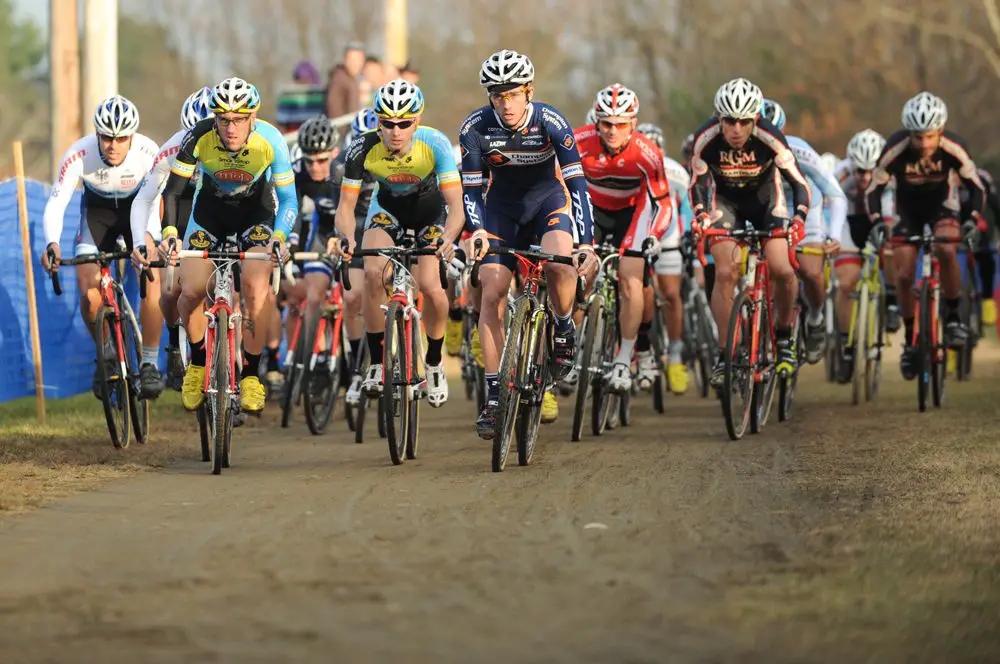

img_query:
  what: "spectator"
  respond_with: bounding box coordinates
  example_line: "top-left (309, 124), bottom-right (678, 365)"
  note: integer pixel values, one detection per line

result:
top-left (384, 64), bottom-right (400, 81)
top-left (276, 60), bottom-right (326, 132)
top-left (326, 43), bottom-right (365, 119)
top-left (359, 55), bottom-right (384, 106)
top-left (400, 61), bottom-right (420, 84)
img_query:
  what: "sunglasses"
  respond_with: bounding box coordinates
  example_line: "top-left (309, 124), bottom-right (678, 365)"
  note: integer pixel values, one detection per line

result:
top-left (380, 118), bottom-right (415, 130)
top-left (216, 115), bottom-right (251, 127)
top-left (488, 86), bottom-right (528, 103)
top-left (598, 119), bottom-right (633, 130)
top-left (303, 155), bottom-right (331, 164)
top-left (98, 134), bottom-right (131, 144)
top-left (721, 117), bottom-right (754, 127)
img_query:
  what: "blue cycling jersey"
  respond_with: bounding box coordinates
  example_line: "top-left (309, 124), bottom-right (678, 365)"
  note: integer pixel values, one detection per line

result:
top-left (785, 135), bottom-right (846, 241)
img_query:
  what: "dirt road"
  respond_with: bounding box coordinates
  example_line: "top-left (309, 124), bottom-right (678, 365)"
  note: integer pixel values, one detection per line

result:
top-left (0, 357), bottom-right (998, 664)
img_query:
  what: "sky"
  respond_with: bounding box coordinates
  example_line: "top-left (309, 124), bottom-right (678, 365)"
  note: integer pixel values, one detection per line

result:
top-left (15, 0), bottom-right (46, 28)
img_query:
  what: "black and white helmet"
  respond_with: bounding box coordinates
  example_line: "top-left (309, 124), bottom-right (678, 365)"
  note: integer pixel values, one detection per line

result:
top-left (94, 95), bottom-right (140, 137)
top-left (210, 77), bottom-right (261, 114)
top-left (594, 83), bottom-right (639, 119)
top-left (713, 78), bottom-right (763, 120)
top-left (585, 107), bottom-right (598, 126)
top-left (902, 91), bottom-right (947, 131)
top-left (297, 115), bottom-right (336, 153)
top-left (479, 49), bottom-right (535, 89)
top-left (846, 129), bottom-right (886, 171)
top-left (636, 123), bottom-right (665, 151)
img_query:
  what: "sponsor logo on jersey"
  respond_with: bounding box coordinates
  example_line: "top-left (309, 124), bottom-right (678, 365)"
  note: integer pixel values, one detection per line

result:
top-left (720, 150), bottom-right (757, 166)
top-left (485, 150), bottom-right (511, 166)
top-left (547, 216), bottom-right (561, 227)
top-left (247, 225), bottom-right (271, 242)
top-left (489, 140), bottom-right (507, 148)
top-left (155, 145), bottom-right (180, 164)
top-left (216, 168), bottom-right (253, 183)
top-left (371, 212), bottom-right (394, 226)
top-left (189, 230), bottom-right (212, 249)
top-left (562, 134), bottom-right (575, 150)
top-left (58, 150), bottom-right (86, 183)
top-left (387, 173), bottom-right (421, 185)
top-left (121, 178), bottom-right (137, 189)
top-left (905, 159), bottom-right (943, 176)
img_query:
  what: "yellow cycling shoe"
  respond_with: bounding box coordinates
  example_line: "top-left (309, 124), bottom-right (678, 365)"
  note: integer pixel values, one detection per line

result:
top-left (445, 318), bottom-right (463, 357)
top-left (983, 298), bottom-right (997, 326)
top-left (541, 389), bottom-right (559, 424)
top-left (471, 326), bottom-right (485, 369)
top-left (181, 365), bottom-right (206, 411)
top-left (667, 363), bottom-right (690, 396)
top-left (240, 375), bottom-right (267, 413)
top-left (946, 349), bottom-right (957, 375)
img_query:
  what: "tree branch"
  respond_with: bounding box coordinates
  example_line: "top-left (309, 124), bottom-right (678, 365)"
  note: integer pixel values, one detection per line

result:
top-left (983, 0), bottom-right (1000, 56)
top-left (879, 5), bottom-right (1000, 81)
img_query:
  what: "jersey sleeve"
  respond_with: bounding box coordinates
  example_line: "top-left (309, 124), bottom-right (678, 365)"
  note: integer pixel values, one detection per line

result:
top-left (43, 142), bottom-right (87, 245)
top-left (458, 111), bottom-right (487, 233)
top-left (427, 129), bottom-right (461, 191)
top-left (941, 134), bottom-right (986, 218)
top-left (756, 125), bottom-right (811, 216)
top-left (636, 139), bottom-right (672, 239)
top-left (542, 105), bottom-right (594, 245)
top-left (341, 132), bottom-right (377, 194)
top-left (161, 125), bottom-right (205, 232)
top-left (266, 128), bottom-right (298, 238)
top-left (866, 132), bottom-right (906, 220)
top-left (129, 143), bottom-right (175, 248)
top-left (793, 141), bottom-right (847, 241)
top-left (688, 118), bottom-right (719, 215)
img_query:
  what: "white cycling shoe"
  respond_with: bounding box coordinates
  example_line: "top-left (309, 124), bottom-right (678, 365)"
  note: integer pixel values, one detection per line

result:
top-left (361, 364), bottom-right (383, 397)
top-left (345, 373), bottom-right (363, 405)
top-left (425, 363), bottom-right (448, 407)
top-left (605, 362), bottom-right (633, 394)
top-left (635, 351), bottom-right (658, 392)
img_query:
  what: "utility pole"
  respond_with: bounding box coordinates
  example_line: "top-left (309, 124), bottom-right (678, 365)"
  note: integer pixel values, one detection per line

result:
top-left (50, 0), bottom-right (81, 181)
top-left (82, 0), bottom-right (118, 118)
top-left (384, 0), bottom-right (408, 68)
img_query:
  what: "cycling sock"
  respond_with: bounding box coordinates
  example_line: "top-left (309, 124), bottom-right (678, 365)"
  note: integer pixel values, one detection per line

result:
top-left (167, 324), bottom-right (180, 348)
top-left (242, 352), bottom-right (261, 379)
top-left (141, 347), bottom-right (159, 369)
top-left (554, 314), bottom-right (574, 335)
top-left (904, 318), bottom-right (915, 344)
top-left (266, 347), bottom-right (281, 372)
top-left (448, 307), bottom-right (463, 322)
top-left (616, 338), bottom-right (636, 365)
top-left (636, 322), bottom-right (652, 352)
top-left (367, 332), bottom-right (385, 364)
top-left (775, 326), bottom-right (792, 342)
top-left (485, 372), bottom-right (500, 404)
top-left (807, 306), bottom-right (824, 326)
top-left (945, 298), bottom-right (961, 323)
top-left (668, 340), bottom-right (684, 364)
top-left (425, 336), bottom-right (444, 366)
top-left (348, 337), bottom-right (362, 368)
top-left (189, 338), bottom-right (206, 366)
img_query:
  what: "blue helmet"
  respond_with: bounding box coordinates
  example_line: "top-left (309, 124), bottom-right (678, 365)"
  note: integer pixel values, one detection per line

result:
top-left (180, 86), bottom-right (214, 130)
top-left (351, 107), bottom-right (378, 135)
top-left (761, 98), bottom-right (786, 130)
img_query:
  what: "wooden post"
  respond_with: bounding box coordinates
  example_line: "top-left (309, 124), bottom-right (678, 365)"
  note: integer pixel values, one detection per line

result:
top-left (83, 0), bottom-right (118, 117)
top-left (13, 142), bottom-right (46, 426)
top-left (50, 0), bottom-right (81, 182)
top-left (384, 0), bottom-right (408, 68)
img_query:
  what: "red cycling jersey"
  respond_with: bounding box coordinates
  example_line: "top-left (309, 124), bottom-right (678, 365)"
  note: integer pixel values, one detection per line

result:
top-left (574, 125), bottom-right (672, 250)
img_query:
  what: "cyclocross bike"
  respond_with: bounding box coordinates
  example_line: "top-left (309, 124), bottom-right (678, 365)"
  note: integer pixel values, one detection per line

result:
top-left (844, 222), bottom-right (889, 405)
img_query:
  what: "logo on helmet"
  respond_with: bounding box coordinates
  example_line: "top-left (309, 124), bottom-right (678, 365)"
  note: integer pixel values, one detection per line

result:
top-left (216, 168), bottom-right (253, 183)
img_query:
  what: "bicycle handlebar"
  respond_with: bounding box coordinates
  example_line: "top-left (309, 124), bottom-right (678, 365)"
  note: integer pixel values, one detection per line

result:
top-left (164, 243), bottom-right (282, 295)
top-left (47, 247), bottom-right (165, 298)
top-left (339, 246), bottom-right (448, 292)
top-left (696, 226), bottom-right (800, 271)
top-left (470, 244), bottom-right (586, 305)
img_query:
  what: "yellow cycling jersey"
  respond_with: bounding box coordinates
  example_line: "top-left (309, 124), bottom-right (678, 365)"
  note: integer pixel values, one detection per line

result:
top-left (342, 126), bottom-right (460, 200)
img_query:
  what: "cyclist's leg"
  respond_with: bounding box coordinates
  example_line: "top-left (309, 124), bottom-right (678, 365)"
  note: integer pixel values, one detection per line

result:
top-left (932, 215), bottom-right (965, 346)
top-left (707, 198), bottom-right (742, 349)
top-left (177, 223), bottom-right (216, 409)
top-left (890, 212), bottom-right (920, 378)
top-left (162, 196), bottom-right (193, 388)
top-left (359, 203), bottom-right (399, 393)
top-left (236, 221), bottom-right (280, 411)
top-left (833, 217), bottom-right (864, 382)
top-left (75, 201), bottom-right (114, 340)
top-left (653, 219), bottom-right (686, 393)
top-left (414, 225), bottom-right (450, 406)
top-left (535, 188), bottom-right (577, 382)
top-left (798, 198), bottom-right (827, 359)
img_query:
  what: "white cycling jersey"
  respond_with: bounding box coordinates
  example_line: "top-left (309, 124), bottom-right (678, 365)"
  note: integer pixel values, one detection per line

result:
top-left (43, 133), bottom-right (159, 246)
top-left (786, 135), bottom-right (847, 245)
top-left (654, 156), bottom-right (690, 276)
top-left (129, 129), bottom-right (202, 248)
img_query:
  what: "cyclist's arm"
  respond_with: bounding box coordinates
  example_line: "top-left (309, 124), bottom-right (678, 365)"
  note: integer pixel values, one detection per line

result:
top-left (807, 163), bottom-right (847, 242)
top-left (267, 135), bottom-right (298, 240)
top-left (638, 140), bottom-right (672, 239)
top-left (427, 128), bottom-right (465, 244)
top-left (43, 143), bottom-right (86, 246)
top-left (458, 115), bottom-right (486, 233)
top-left (161, 130), bottom-right (201, 234)
top-left (545, 108), bottom-right (594, 245)
top-left (336, 134), bottom-right (371, 245)
top-left (774, 152), bottom-right (811, 219)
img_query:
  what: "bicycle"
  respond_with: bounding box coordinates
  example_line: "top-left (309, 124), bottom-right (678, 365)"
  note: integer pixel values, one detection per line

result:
top-left (346, 238), bottom-right (449, 465)
top-left (953, 243), bottom-right (981, 381)
top-left (281, 253), bottom-right (353, 435)
top-left (844, 222), bottom-right (889, 405)
top-left (697, 225), bottom-right (800, 440)
top-left (779, 244), bottom-right (828, 422)
top-left (569, 242), bottom-right (651, 441)
top-left (895, 225), bottom-right (971, 412)
top-left (166, 242), bottom-right (281, 474)
top-left (47, 247), bottom-right (163, 449)
top-left (470, 245), bottom-right (583, 471)
top-left (680, 234), bottom-right (718, 399)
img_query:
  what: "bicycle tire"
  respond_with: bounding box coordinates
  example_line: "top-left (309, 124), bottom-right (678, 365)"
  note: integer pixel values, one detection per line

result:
top-left (346, 341), bottom-right (367, 435)
top-left (777, 317), bottom-right (803, 423)
top-left (930, 288), bottom-right (946, 409)
top-left (516, 310), bottom-right (547, 466)
top-left (722, 290), bottom-right (754, 440)
top-left (750, 297), bottom-right (776, 434)
top-left (405, 318), bottom-right (422, 461)
top-left (303, 314), bottom-right (341, 435)
top-left (695, 301), bottom-right (715, 399)
top-left (956, 277), bottom-right (978, 380)
top-left (197, 403), bottom-right (211, 461)
top-left (377, 393), bottom-right (387, 438)
top-left (851, 282), bottom-right (870, 406)
top-left (118, 297), bottom-right (148, 445)
top-left (95, 306), bottom-right (130, 449)
top-left (494, 297), bottom-right (531, 472)
top-left (572, 298), bottom-right (603, 442)
top-left (212, 310), bottom-right (230, 475)
top-left (916, 282), bottom-right (931, 413)
top-left (866, 285), bottom-right (885, 402)
top-left (383, 301), bottom-right (408, 465)
top-left (591, 303), bottom-right (617, 436)
top-left (280, 313), bottom-right (305, 428)
top-left (651, 312), bottom-right (666, 414)
top-left (620, 388), bottom-right (633, 427)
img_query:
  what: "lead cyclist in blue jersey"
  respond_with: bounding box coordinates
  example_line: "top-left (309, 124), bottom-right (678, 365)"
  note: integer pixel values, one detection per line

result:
top-left (460, 49), bottom-right (598, 437)
top-left (762, 99), bottom-right (847, 364)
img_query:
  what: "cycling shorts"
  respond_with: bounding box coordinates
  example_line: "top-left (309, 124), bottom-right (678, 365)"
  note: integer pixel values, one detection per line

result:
top-left (483, 185), bottom-right (574, 271)
top-left (75, 190), bottom-right (138, 256)
top-left (183, 185), bottom-right (277, 251)
top-left (364, 191), bottom-right (445, 247)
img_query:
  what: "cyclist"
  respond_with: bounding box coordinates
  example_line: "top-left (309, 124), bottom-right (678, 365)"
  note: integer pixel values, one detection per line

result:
top-left (865, 91), bottom-right (987, 380)
top-left (688, 78), bottom-right (811, 386)
top-left (637, 122), bottom-right (695, 394)
top-left (460, 49), bottom-right (598, 436)
top-left (41, 95), bottom-right (164, 399)
top-left (334, 79), bottom-right (465, 408)
top-left (761, 99), bottom-right (847, 363)
top-left (833, 129), bottom-right (896, 382)
top-left (574, 85), bottom-right (674, 395)
top-left (129, 86), bottom-right (214, 391)
top-left (160, 77), bottom-right (298, 414)
top-left (961, 167), bottom-right (1000, 327)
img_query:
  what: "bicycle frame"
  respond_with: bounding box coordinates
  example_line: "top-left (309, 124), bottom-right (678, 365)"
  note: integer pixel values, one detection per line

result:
top-left (202, 259), bottom-right (242, 402)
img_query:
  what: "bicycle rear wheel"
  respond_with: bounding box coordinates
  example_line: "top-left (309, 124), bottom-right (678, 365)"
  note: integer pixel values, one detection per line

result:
top-left (211, 311), bottom-right (231, 475)
top-left (95, 306), bottom-right (131, 449)
top-left (722, 291), bottom-right (754, 440)
top-left (572, 297), bottom-right (603, 441)
top-left (383, 302), bottom-right (409, 465)
top-left (119, 298), bottom-right (148, 445)
top-left (304, 315), bottom-right (342, 435)
top-left (405, 319), bottom-right (422, 461)
top-left (494, 298), bottom-right (531, 472)
top-left (750, 299), bottom-right (776, 434)
top-left (851, 282), bottom-right (870, 406)
top-left (916, 283), bottom-right (931, 413)
top-left (865, 284), bottom-right (885, 402)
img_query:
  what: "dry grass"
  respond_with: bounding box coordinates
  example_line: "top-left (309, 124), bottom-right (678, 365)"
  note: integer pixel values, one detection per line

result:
top-left (711, 339), bottom-right (1000, 663)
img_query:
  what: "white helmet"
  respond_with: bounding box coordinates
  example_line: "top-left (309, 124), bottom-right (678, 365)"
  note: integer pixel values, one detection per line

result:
top-left (180, 86), bottom-right (213, 130)
top-left (846, 129), bottom-right (886, 171)
top-left (479, 49), bottom-right (535, 89)
top-left (713, 78), bottom-right (763, 120)
top-left (636, 123), bottom-right (664, 151)
top-left (372, 79), bottom-right (425, 118)
top-left (820, 153), bottom-right (839, 174)
top-left (585, 107), bottom-right (598, 125)
top-left (902, 91), bottom-right (947, 131)
top-left (94, 95), bottom-right (140, 137)
top-left (594, 83), bottom-right (639, 119)
top-left (210, 77), bottom-right (261, 114)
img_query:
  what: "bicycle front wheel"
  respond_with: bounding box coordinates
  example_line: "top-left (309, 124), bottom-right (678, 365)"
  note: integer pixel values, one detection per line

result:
top-left (722, 290), bottom-right (754, 440)
top-left (572, 297), bottom-right (603, 442)
top-left (750, 297), bottom-right (776, 434)
top-left (95, 306), bottom-right (131, 449)
top-left (119, 298), bottom-right (148, 445)
top-left (280, 313), bottom-right (304, 429)
top-left (866, 283), bottom-right (885, 402)
top-left (383, 301), bottom-right (409, 465)
top-left (303, 315), bottom-right (341, 435)
top-left (211, 311), bottom-right (231, 475)
top-left (494, 298), bottom-right (531, 472)
top-left (591, 303), bottom-right (617, 436)
top-left (516, 310), bottom-right (547, 466)
top-left (916, 283), bottom-right (931, 413)
top-left (851, 282), bottom-right (870, 406)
